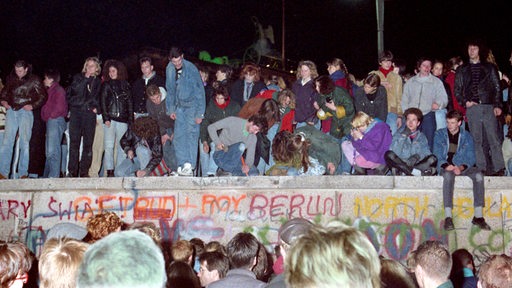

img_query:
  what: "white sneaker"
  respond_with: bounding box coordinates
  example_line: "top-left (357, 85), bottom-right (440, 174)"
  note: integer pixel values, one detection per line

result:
top-left (178, 163), bottom-right (194, 176)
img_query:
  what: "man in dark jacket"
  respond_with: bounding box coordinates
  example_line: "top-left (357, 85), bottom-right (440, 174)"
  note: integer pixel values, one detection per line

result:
top-left (454, 40), bottom-right (505, 176)
top-left (0, 60), bottom-right (46, 179)
top-left (132, 56), bottom-right (166, 119)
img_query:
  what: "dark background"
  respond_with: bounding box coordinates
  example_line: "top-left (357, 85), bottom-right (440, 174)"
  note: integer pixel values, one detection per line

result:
top-left (1, 0), bottom-right (511, 82)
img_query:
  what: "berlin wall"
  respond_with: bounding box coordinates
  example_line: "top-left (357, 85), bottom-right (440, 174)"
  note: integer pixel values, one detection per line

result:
top-left (1, 175), bottom-right (511, 265)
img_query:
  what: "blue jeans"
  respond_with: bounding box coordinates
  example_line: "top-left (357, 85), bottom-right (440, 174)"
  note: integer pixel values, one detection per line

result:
top-left (0, 109), bottom-right (33, 177)
top-left (296, 121), bottom-right (321, 130)
top-left (163, 127), bottom-right (177, 171)
top-left (386, 112), bottom-right (399, 136)
top-left (43, 117), bottom-right (66, 178)
top-left (174, 107), bottom-right (200, 169)
top-left (257, 123), bottom-right (278, 175)
top-left (508, 158), bottom-right (512, 176)
top-left (336, 136), bottom-right (352, 174)
top-left (419, 111), bottom-right (436, 152)
top-left (115, 144), bottom-right (151, 177)
top-left (213, 142), bottom-right (259, 176)
top-left (103, 120), bottom-right (128, 170)
top-left (435, 109), bottom-right (447, 130)
top-left (441, 166), bottom-right (485, 208)
top-left (199, 140), bottom-right (218, 176)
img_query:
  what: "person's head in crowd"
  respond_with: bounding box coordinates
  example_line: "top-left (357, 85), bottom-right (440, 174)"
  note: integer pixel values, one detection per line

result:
top-left (169, 46), bottom-right (184, 69)
top-left (216, 64), bottom-right (232, 82)
top-left (197, 251), bottom-right (229, 287)
top-left (264, 74), bottom-right (287, 91)
top-left (393, 58), bottom-right (407, 76)
top-left (167, 261), bottom-right (201, 288)
top-left (431, 60), bottom-right (445, 78)
top-left (477, 254), bottom-right (512, 288)
top-left (226, 232), bottom-right (261, 270)
top-left (406, 250), bottom-right (417, 274)
top-left (379, 50), bottom-right (394, 70)
top-left (38, 237), bottom-right (89, 288)
top-left (278, 218), bottom-right (315, 259)
top-left (257, 99), bottom-right (280, 133)
top-left (189, 238), bottom-right (205, 258)
top-left (204, 241), bottom-right (227, 255)
top-left (247, 114), bottom-right (268, 136)
top-left (326, 58), bottom-right (349, 76)
top-left (277, 89), bottom-right (296, 109)
top-left (77, 230), bottom-right (166, 288)
top-left (0, 242), bottom-right (34, 288)
top-left (403, 108), bottom-right (423, 133)
top-left (126, 222), bottom-right (161, 244)
top-left (171, 240), bottom-right (194, 266)
top-left (198, 65), bottom-right (210, 84)
top-left (11, 60), bottom-right (32, 80)
top-left (139, 56), bottom-right (155, 78)
top-left (213, 86), bottom-right (230, 106)
top-left (363, 73), bottom-right (381, 95)
top-left (296, 60), bottom-right (318, 81)
top-left (81, 57), bottom-right (101, 78)
top-left (253, 242), bottom-right (271, 282)
top-left (240, 62), bottom-right (261, 83)
top-left (351, 111), bottom-right (375, 135)
top-left (102, 59), bottom-right (128, 81)
top-left (47, 222), bottom-right (88, 241)
top-left (147, 84), bottom-right (163, 105)
top-left (86, 211), bottom-right (122, 243)
top-left (285, 224), bottom-right (381, 288)
top-left (380, 257), bottom-right (418, 288)
top-left (43, 68), bottom-right (61, 88)
top-left (449, 249), bottom-right (475, 288)
top-left (416, 57), bottom-right (433, 77)
top-left (131, 116), bottom-right (160, 140)
top-left (314, 74), bottom-right (335, 95)
top-left (413, 240), bottom-right (452, 288)
top-left (447, 56), bottom-right (463, 71)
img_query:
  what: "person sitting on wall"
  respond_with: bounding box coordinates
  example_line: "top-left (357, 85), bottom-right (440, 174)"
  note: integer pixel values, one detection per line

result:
top-left (385, 107), bottom-right (437, 176)
top-left (433, 110), bottom-right (491, 231)
top-left (115, 116), bottom-right (166, 177)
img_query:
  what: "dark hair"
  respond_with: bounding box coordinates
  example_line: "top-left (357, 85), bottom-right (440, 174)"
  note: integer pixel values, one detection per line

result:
top-left (393, 59), bottom-right (407, 76)
top-left (379, 50), bottom-right (394, 62)
top-left (169, 47), bottom-right (183, 59)
top-left (326, 58), bottom-right (349, 75)
top-left (466, 38), bottom-right (489, 62)
top-left (240, 62), bottom-right (261, 81)
top-left (248, 114), bottom-right (269, 134)
top-left (103, 59), bottom-right (128, 81)
top-left (446, 110), bottom-right (463, 122)
top-left (315, 75), bottom-right (335, 95)
top-left (450, 249), bottom-right (475, 288)
top-left (44, 68), bottom-right (61, 83)
top-left (258, 99), bottom-right (280, 131)
top-left (13, 60), bottom-right (32, 77)
top-left (217, 64), bottom-right (233, 79)
top-left (226, 232), bottom-right (260, 269)
top-left (199, 251), bottom-right (229, 278)
top-left (364, 73), bottom-right (381, 88)
top-left (213, 86), bottom-right (229, 101)
top-left (447, 56), bottom-right (462, 70)
top-left (139, 56), bottom-right (153, 66)
top-left (416, 57), bottom-right (432, 70)
top-left (167, 261), bottom-right (201, 288)
top-left (403, 108), bottom-right (423, 123)
top-left (132, 116), bottom-right (159, 139)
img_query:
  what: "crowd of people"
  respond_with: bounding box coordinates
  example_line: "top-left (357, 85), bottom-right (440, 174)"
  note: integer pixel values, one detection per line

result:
top-left (1, 213), bottom-right (511, 288)
top-left (1, 41), bottom-right (512, 224)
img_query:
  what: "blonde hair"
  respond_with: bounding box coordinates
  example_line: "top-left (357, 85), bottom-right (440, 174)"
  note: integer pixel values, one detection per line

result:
top-left (171, 240), bottom-right (194, 263)
top-left (478, 254), bottom-right (512, 288)
top-left (38, 238), bottom-right (89, 288)
top-left (285, 225), bottom-right (381, 288)
top-left (86, 211), bottom-right (122, 243)
top-left (413, 240), bottom-right (451, 283)
top-left (351, 111), bottom-right (374, 128)
top-left (296, 60), bottom-right (319, 80)
top-left (81, 57), bottom-right (101, 76)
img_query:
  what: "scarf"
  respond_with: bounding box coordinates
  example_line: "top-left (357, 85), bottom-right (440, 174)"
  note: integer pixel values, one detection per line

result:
top-left (379, 66), bottom-right (393, 77)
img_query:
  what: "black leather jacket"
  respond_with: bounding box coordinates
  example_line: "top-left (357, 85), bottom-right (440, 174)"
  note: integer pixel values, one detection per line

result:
top-left (1, 74), bottom-right (46, 111)
top-left (120, 128), bottom-right (162, 174)
top-left (454, 62), bottom-right (502, 109)
top-left (101, 79), bottom-right (133, 124)
top-left (66, 73), bottom-right (101, 112)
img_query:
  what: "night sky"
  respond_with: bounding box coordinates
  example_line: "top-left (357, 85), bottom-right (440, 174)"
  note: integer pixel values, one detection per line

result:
top-left (1, 0), bottom-right (511, 81)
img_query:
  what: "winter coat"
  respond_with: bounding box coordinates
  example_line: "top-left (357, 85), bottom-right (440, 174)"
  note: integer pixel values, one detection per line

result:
top-left (101, 79), bottom-right (133, 124)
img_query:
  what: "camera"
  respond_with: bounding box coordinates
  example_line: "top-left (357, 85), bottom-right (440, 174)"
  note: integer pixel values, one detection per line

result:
top-left (325, 97), bottom-right (332, 103)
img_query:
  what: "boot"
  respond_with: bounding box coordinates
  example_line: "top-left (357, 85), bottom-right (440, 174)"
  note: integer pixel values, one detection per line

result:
top-left (385, 151), bottom-right (412, 176)
top-left (107, 170), bottom-right (115, 177)
top-left (373, 164), bottom-right (390, 175)
top-left (353, 165), bottom-right (367, 175)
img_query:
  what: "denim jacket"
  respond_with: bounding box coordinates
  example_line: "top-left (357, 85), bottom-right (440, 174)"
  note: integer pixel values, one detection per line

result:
top-left (390, 126), bottom-right (431, 160)
top-left (165, 59), bottom-right (205, 119)
top-left (433, 127), bottom-right (476, 172)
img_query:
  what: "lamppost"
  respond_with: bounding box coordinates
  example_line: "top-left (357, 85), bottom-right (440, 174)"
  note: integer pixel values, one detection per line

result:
top-left (376, 0), bottom-right (384, 57)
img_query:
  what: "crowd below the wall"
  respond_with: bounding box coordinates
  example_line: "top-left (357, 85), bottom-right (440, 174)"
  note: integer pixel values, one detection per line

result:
top-left (1, 212), bottom-right (511, 288)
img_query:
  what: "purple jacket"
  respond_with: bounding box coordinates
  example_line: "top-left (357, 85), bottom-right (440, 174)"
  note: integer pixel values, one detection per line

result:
top-left (41, 82), bottom-right (68, 122)
top-left (291, 79), bottom-right (318, 123)
top-left (352, 120), bottom-right (392, 164)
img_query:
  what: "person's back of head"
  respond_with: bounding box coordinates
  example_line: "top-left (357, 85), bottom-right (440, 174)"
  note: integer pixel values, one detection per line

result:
top-left (0, 242), bottom-right (34, 288)
top-left (449, 248), bottom-right (474, 287)
top-left (204, 241), bottom-right (227, 256)
top-left (86, 211), bottom-right (122, 243)
top-left (226, 232), bottom-right (260, 270)
top-left (167, 261), bottom-right (201, 288)
top-left (171, 240), bottom-right (194, 265)
top-left (285, 225), bottom-right (381, 288)
top-left (278, 218), bottom-right (315, 255)
top-left (413, 240), bottom-right (451, 288)
top-left (380, 258), bottom-right (418, 288)
top-left (478, 254), bottom-right (512, 288)
top-left (77, 230), bottom-right (166, 288)
top-left (39, 237), bottom-right (89, 288)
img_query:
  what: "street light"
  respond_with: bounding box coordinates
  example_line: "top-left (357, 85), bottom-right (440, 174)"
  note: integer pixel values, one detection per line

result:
top-left (376, 0), bottom-right (384, 57)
